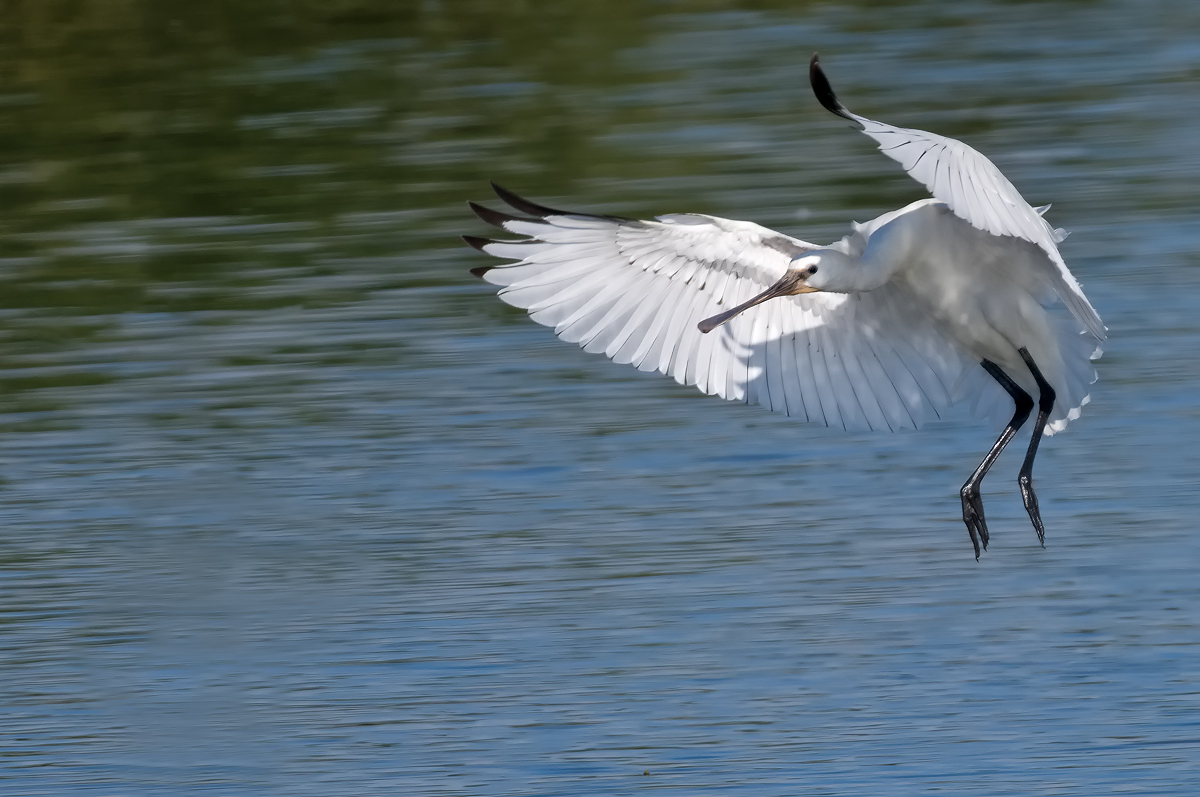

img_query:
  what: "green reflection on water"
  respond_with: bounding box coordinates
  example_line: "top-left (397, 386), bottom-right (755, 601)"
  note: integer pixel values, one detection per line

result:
top-left (5, 0), bottom-right (1104, 428)
top-left (0, 1), bottom-right (825, 421)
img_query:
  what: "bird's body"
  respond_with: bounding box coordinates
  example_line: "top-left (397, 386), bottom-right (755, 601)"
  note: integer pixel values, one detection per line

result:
top-left (843, 199), bottom-right (1096, 422)
top-left (466, 56), bottom-right (1104, 558)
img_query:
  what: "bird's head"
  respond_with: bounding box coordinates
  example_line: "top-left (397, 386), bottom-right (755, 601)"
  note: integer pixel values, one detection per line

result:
top-left (697, 258), bottom-right (820, 333)
top-left (789, 250), bottom-right (868, 293)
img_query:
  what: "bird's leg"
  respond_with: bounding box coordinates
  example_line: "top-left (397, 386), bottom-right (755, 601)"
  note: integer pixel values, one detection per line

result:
top-left (962, 360), bottom-right (1034, 559)
top-left (1016, 348), bottom-right (1056, 547)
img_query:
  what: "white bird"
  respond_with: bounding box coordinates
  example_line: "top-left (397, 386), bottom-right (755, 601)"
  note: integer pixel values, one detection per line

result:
top-left (465, 55), bottom-right (1104, 559)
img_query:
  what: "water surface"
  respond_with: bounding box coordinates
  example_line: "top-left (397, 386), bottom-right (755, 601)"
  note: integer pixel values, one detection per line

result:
top-left (2, 2), bottom-right (1200, 795)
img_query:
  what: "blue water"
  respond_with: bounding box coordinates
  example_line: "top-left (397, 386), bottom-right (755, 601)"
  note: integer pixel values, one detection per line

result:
top-left (2, 2), bottom-right (1200, 795)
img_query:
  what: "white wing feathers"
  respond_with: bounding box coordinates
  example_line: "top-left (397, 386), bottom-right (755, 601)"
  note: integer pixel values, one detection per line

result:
top-left (809, 55), bottom-right (1105, 341)
top-left (467, 184), bottom-right (983, 432)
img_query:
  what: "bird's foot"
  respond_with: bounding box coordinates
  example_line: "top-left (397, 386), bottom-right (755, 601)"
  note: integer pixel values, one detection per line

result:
top-left (960, 483), bottom-right (990, 560)
top-left (1017, 472), bottom-right (1046, 547)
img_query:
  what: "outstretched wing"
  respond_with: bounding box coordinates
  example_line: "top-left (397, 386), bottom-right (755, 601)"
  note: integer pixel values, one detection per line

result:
top-left (809, 55), bottom-right (1105, 341)
top-left (467, 184), bottom-right (989, 432)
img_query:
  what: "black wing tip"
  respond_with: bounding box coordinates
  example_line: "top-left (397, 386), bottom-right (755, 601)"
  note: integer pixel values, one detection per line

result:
top-left (462, 234), bottom-right (494, 253)
top-left (487, 181), bottom-right (636, 224)
top-left (809, 53), bottom-right (857, 123)
top-left (468, 200), bottom-right (530, 230)
top-left (469, 264), bottom-right (495, 278)
top-left (490, 181), bottom-right (569, 218)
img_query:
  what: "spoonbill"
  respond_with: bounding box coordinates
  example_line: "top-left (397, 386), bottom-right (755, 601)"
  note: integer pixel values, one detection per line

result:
top-left (465, 55), bottom-right (1104, 559)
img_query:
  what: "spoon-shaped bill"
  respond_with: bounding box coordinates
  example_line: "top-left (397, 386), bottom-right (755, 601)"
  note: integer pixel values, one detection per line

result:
top-left (697, 269), bottom-right (817, 333)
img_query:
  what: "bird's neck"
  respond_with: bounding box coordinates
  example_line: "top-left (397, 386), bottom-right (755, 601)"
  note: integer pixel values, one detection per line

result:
top-left (814, 214), bottom-right (918, 293)
top-left (813, 244), bottom-right (904, 293)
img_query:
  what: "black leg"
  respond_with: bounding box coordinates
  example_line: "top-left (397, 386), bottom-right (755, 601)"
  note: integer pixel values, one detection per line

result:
top-left (1016, 348), bottom-right (1056, 546)
top-left (962, 360), bottom-right (1034, 560)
